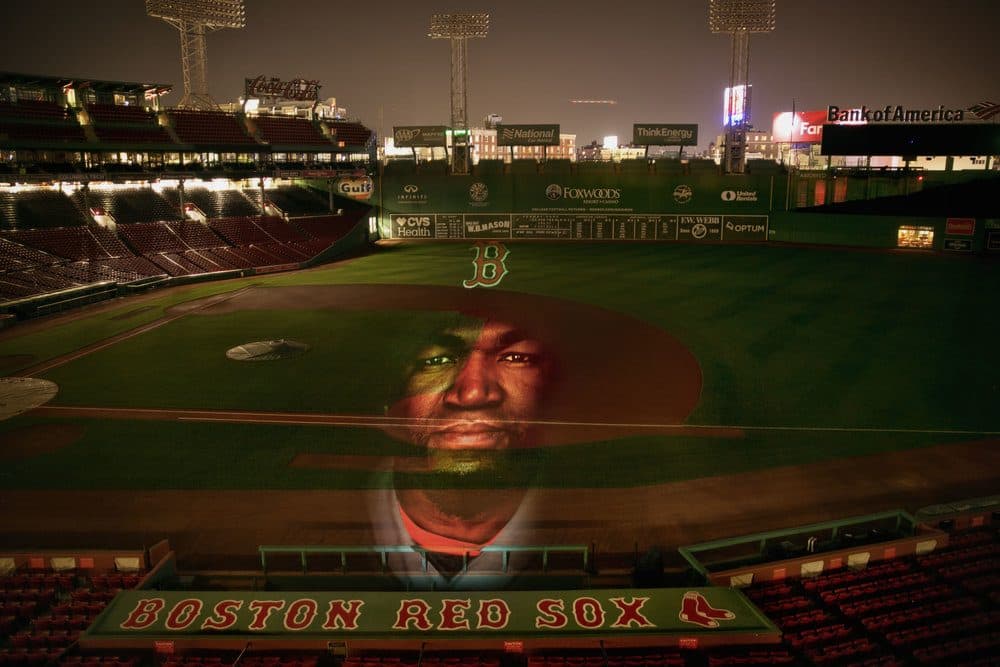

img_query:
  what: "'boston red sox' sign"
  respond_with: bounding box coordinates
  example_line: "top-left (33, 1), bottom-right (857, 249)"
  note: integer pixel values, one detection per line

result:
top-left (86, 589), bottom-right (776, 639)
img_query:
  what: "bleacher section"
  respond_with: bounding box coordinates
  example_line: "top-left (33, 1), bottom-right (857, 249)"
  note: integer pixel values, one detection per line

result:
top-left (0, 190), bottom-right (89, 229)
top-left (0, 563), bottom-right (144, 667)
top-left (159, 187), bottom-right (261, 218)
top-left (70, 187), bottom-right (180, 225)
top-left (323, 121), bottom-right (373, 149)
top-left (0, 100), bottom-right (87, 146)
top-left (253, 115), bottom-right (330, 146)
top-left (85, 103), bottom-right (173, 146)
top-left (262, 186), bottom-right (330, 216)
top-left (0, 185), bottom-right (367, 305)
top-left (166, 110), bottom-right (256, 147)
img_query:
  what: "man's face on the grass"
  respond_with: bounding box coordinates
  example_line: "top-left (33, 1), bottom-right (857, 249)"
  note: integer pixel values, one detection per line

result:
top-left (387, 318), bottom-right (552, 474)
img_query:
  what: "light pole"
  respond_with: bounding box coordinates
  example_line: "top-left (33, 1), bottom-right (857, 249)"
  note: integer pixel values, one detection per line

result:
top-left (428, 12), bottom-right (490, 175)
top-left (146, 0), bottom-right (246, 110)
top-left (709, 0), bottom-right (775, 174)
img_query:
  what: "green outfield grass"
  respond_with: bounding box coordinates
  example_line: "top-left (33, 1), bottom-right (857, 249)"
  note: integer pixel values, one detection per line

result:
top-left (0, 242), bottom-right (997, 491)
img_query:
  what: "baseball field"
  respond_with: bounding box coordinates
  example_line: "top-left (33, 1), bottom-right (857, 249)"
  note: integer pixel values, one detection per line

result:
top-left (0, 241), bottom-right (997, 568)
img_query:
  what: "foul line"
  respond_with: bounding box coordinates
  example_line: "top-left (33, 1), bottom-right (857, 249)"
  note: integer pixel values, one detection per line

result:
top-left (28, 405), bottom-right (1000, 437)
top-left (18, 287), bottom-right (255, 377)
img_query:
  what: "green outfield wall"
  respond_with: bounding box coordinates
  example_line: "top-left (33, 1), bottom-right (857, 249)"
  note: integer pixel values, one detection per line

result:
top-left (377, 172), bottom-right (775, 242)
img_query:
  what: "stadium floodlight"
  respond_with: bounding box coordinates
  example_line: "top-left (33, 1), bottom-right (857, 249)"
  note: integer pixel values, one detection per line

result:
top-left (708, 0), bottom-right (775, 174)
top-left (428, 12), bottom-right (490, 175)
top-left (708, 0), bottom-right (776, 33)
top-left (146, 0), bottom-right (246, 110)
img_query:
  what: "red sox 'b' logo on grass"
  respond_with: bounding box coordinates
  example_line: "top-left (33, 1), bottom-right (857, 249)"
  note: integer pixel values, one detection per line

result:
top-left (678, 591), bottom-right (736, 628)
top-left (463, 242), bottom-right (510, 289)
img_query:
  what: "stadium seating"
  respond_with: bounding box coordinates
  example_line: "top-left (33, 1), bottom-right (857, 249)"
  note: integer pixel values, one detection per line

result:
top-left (159, 187), bottom-right (261, 218)
top-left (85, 103), bottom-right (174, 146)
top-left (71, 187), bottom-right (180, 224)
top-left (0, 100), bottom-right (87, 146)
top-left (322, 121), bottom-right (373, 148)
top-left (259, 186), bottom-right (329, 216)
top-left (166, 110), bottom-right (257, 146)
top-left (0, 189), bottom-right (90, 229)
top-left (253, 115), bottom-right (331, 146)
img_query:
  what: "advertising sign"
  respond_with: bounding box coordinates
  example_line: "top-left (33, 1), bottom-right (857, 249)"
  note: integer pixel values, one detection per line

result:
top-left (393, 126), bottom-right (449, 148)
top-left (945, 218), bottom-right (975, 236)
top-left (87, 589), bottom-right (776, 639)
top-left (943, 238), bottom-right (972, 252)
top-left (723, 85), bottom-right (750, 127)
top-left (333, 176), bottom-right (373, 201)
top-left (771, 111), bottom-right (829, 144)
top-left (388, 213), bottom-right (766, 242)
top-left (496, 125), bottom-right (560, 146)
top-left (245, 76), bottom-right (320, 101)
top-left (632, 124), bottom-right (699, 146)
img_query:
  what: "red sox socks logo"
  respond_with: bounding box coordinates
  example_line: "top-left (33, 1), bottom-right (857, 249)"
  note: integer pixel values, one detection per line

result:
top-left (463, 242), bottom-right (510, 289)
top-left (678, 591), bottom-right (736, 628)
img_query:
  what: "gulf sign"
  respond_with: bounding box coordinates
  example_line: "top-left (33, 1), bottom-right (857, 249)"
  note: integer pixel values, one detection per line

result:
top-left (333, 176), bottom-right (373, 201)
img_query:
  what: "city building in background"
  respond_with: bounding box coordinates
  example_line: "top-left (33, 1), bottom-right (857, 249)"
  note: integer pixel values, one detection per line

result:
top-left (383, 128), bottom-right (575, 163)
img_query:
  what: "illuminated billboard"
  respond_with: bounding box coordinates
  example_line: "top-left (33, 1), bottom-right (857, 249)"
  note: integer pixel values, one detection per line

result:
top-left (771, 110), bottom-right (828, 144)
top-left (772, 109), bottom-right (870, 144)
top-left (723, 85), bottom-right (751, 127)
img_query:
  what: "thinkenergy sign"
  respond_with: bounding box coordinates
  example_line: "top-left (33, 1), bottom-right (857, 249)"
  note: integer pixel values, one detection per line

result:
top-left (87, 589), bottom-right (775, 638)
top-left (632, 124), bottom-right (698, 146)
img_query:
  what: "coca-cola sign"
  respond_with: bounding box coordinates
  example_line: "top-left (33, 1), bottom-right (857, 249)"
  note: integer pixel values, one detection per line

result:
top-left (245, 76), bottom-right (320, 101)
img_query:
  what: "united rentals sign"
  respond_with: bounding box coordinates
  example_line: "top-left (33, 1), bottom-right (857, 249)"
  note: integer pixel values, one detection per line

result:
top-left (632, 124), bottom-right (698, 146)
top-left (244, 76), bottom-right (321, 102)
top-left (827, 105), bottom-right (967, 123)
top-left (393, 126), bottom-right (449, 148)
top-left (497, 125), bottom-right (560, 146)
top-left (86, 589), bottom-right (776, 639)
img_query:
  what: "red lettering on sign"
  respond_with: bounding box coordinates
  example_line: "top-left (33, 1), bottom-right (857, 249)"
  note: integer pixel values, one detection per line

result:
top-left (164, 599), bottom-right (203, 631)
top-left (535, 598), bottom-right (568, 629)
top-left (202, 600), bottom-right (243, 630)
top-left (572, 597), bottom-right (605, 629)
top-left (439, 599), bottom-right (471, 631)
top-left (946, 218), bottom-right (975, 236)
top-left (609, 597), bottom-right (654, 628)
top-left (283, 599), bottom-right (318, 631)
top-left (322, 600), bottom-right (365, 630)
top-left (393, 600), bottom-right (432, 630)
top-left (247, 600), bottom-right (286, 630)
top-left (120, 598), bottom-right (165, 630)
top-left (476, 599), bottom-right (511, 630)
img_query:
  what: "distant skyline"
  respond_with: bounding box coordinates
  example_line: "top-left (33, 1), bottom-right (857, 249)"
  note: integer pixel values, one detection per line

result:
top-left (2, 0), bottom-right (999, 150)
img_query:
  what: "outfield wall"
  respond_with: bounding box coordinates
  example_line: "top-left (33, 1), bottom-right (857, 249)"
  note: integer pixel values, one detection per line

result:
top-left (376, 172), bottom-right (776, 242)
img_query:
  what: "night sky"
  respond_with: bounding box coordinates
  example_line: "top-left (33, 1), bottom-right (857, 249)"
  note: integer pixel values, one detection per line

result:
top-left (2, 0), bottom-right (998, 150)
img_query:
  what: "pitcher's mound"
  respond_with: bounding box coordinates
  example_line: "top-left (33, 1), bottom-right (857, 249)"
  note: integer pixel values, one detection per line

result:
top-left (226, 339), bottom-right (310, 362)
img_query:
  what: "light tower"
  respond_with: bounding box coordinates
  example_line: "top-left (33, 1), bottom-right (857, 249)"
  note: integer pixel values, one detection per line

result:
top-left (708, 0), bottom-right (775, 173)
top-left (146, 0), bottom-right (246, 110)
top-left (428, 12), bottom-right (490, 175)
